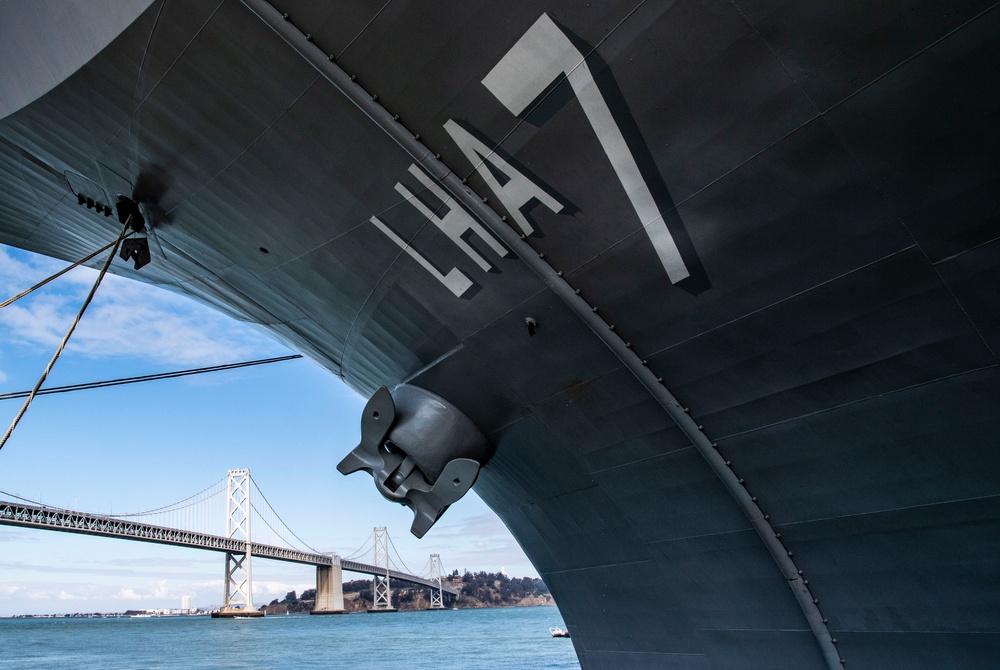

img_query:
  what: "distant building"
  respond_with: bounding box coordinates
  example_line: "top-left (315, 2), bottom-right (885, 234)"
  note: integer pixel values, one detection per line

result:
top-left (181, 595), bottom-right (192, 612)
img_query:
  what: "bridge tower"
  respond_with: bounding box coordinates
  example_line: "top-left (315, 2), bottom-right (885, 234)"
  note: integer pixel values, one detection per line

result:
top-left (428, 553), bottom-right (445, 609)
top-left (369, 526), bottom-right (396, 612)
top-left (215, 468), bottom-right (263, 617)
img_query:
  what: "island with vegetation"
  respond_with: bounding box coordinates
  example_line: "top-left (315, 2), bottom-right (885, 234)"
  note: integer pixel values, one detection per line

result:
top-left (259, 570), bottom-right (554, 613)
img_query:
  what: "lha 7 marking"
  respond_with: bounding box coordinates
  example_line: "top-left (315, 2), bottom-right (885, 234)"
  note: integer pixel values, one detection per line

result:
top-left (371, 13), bottom-right (692, 298)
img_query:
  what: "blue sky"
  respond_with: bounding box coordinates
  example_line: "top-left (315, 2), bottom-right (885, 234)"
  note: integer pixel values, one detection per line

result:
top-left (0, 243), bottom-right (535, 615)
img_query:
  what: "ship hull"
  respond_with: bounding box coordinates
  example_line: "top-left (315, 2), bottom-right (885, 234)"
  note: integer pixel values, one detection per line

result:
top-left (2, 2), bottom-right (999, 667)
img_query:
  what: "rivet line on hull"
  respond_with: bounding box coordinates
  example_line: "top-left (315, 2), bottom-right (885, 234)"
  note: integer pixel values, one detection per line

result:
top-left (240, 2), bottom-right (843, 666)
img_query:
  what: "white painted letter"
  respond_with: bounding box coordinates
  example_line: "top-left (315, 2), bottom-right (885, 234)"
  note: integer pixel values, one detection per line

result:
top-left (394, 164), bottom-right (510, 272)
top-left (482, 14), bottom-right (690, 283)
top-left (370, 215), bottom-right (475, 299)
top-left (443, 119), bottom-right (565, 236)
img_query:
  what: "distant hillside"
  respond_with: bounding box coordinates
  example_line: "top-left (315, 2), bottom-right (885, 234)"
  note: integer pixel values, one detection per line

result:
top-left (259, 571), bottom-right (553, 614)
top-left (451, 571), bottom-right (554, 609)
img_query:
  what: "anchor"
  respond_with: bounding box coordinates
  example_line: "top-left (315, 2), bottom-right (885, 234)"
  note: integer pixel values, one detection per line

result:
top-left (337, 385), bottom-right (494, 538)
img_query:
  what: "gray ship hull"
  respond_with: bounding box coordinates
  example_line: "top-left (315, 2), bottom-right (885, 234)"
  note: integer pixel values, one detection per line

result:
top-left (1, 1), bottom-right (999, 667)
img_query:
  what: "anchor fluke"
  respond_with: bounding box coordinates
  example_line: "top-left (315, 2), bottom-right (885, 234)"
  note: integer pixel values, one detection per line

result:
top-left (337, 385), bottom-right (493, 537)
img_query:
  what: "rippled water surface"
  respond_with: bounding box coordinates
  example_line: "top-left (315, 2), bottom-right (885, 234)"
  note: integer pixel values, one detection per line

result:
top-left (0, 606), bottom-right (580, 669)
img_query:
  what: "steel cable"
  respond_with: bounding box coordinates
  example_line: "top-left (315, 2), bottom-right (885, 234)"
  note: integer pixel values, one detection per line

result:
top-left (417, 555), bottom-right (432, 579)
top-left (248, 475), bottom-right (322, 554)
top-left (0, 355), bottom-right (303, 401)
top-left (106, 476), bottom-right (227, 518)
top-left (341, 531), bottom-right (372, 561)
top-left (0, 488), bottom-right (63, 509)
top-left (386, 531), bottom-right (414, 575)
top-left (249, 500), bottom-right (309, 550)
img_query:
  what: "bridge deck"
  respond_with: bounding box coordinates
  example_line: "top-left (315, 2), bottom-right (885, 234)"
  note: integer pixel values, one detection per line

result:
top-left (0, 500), bottom-right (457, 594)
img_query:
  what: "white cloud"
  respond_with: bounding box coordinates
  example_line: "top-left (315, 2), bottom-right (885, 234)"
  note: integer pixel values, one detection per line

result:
top-left (0, 244), bottom-right (288, 371)
top-left (89, 556), bottom-right (213, 570)
top-left (0, 295), bottom-right (70, 348)
top-left (115, 588), bottom-right (142, 601)
top-left (253, 580), bottom-right (314, 600)
top-left (150, 579), bottom-right (169, 598)
top-left (0, 245), bottom-right (63, 289)
top-left (19, 583), bottom-right (104, 601)
top-left (108, 580), bottom-right (173, 601)
top-left (0, 584), bottom-right (21, 598)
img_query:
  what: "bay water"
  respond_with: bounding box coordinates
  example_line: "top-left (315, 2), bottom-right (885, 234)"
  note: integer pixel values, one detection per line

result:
top-left (0, 606), bottom-right (580, 669)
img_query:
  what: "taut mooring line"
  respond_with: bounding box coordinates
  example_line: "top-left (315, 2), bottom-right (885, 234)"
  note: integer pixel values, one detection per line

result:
top-left (0, 221), bottom-right (129, 454)
top-left (1, 239), bottom-right (119, 310)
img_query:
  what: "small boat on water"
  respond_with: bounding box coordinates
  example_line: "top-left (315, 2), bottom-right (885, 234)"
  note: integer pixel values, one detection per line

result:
top-left (549, 627), bottom-right (570, 638)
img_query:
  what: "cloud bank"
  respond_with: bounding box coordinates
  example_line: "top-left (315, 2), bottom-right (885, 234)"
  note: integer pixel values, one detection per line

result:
top-left (1, 244), bottom-right (288, 378)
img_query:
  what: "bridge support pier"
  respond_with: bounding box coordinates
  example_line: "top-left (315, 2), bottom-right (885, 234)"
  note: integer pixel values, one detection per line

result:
top-left (311, 562), bottom-right (346, 614)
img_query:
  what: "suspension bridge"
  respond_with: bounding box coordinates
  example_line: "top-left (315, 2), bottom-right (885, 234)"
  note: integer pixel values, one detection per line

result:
top-left (0, 469), bottom-right (458, 616)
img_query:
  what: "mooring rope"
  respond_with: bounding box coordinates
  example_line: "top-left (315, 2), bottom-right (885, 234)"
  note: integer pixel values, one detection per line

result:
top-left (0, 221), bottom-right (130, 453)
top-left (0, 239), bottom-right (120, 310)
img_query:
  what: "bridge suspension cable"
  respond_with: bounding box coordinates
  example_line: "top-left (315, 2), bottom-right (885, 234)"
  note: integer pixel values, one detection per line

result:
top-left (94, 476), bottom-right (229, 537)
top-left (0, 488), bottom-right (58, 508)
top-left (415, 553), bottom-right (449, 580)
top-left (387, 529), bottom-right (415, 575)
top-left (247, 474), bottom-right (321, 554)
top-left (104, 475), bottom-right (227, 518)
top-left (416, 554), bottom-right (432, 579)
top-left (340, 529), bottom-right (373, 561)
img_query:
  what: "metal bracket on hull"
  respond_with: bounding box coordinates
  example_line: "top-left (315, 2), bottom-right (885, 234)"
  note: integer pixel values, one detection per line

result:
top-left (115, 197), bottom-right (150, 269)
top-left (337, 385), bottom-right (493, 538)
